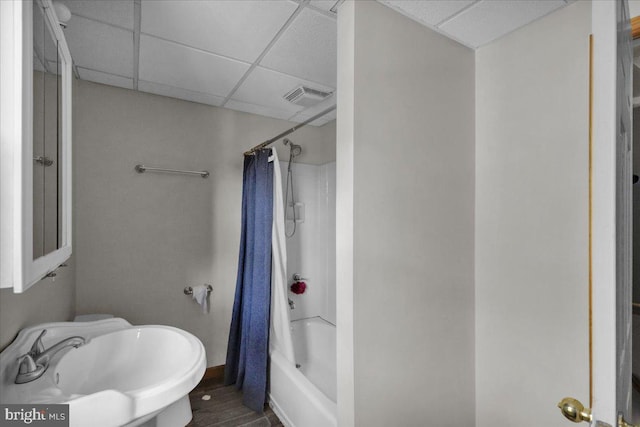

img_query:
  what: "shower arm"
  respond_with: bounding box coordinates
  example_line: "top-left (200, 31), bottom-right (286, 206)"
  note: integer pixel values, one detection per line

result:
top-left (243, 105), bottom-right (336, 156)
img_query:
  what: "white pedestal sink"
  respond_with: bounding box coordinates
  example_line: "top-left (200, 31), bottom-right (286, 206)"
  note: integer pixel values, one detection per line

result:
top-left (0, 318), bottom-right (206, 427)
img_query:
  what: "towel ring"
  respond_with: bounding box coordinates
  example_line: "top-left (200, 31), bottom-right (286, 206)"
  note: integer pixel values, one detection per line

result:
top-left (184, 284), bottom-right (213, 295)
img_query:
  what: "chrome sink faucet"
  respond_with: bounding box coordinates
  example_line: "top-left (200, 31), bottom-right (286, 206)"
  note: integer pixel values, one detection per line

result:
top-left (15, 330), bottom-right (85, 384)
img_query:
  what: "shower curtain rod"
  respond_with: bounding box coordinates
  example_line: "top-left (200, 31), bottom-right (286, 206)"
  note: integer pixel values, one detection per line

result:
top-left (243, 105), bottom-right (336, 156)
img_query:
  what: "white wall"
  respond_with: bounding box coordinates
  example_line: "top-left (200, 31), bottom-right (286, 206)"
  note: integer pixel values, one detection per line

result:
top-left (325, 162), bottom-right (336, 324)
top-left (337, 1), bottom-right (475, 425)
top-left (73, 79), bottom-right (335, 367)
top-left (336, 1), bottom-right (356, 424)
top-left (629, 0), bottom-right (640, 18)
top-left (0, 258), bottom-right (75, 349)
top-left (475, 1), bottom-right (591, 425)
top-left (279, 161), bottom-right (336, 324)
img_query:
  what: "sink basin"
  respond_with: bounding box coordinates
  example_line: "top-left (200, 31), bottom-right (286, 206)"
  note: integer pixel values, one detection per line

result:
top-left (0, 318), bottom-right (206, 427)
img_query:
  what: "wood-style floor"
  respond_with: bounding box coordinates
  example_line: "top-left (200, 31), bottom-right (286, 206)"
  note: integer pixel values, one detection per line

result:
top-left (187, 378), bottom-right (284, 427)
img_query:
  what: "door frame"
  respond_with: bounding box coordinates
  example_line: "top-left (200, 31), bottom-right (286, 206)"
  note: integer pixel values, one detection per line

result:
top-left (591, 0), bottom-right (633, 424)
top-left (591, 0), bottom-right (619, 424)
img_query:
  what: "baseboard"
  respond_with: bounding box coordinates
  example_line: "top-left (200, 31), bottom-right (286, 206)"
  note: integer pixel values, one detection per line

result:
top-left (200, 364), bottom-right (225, 384)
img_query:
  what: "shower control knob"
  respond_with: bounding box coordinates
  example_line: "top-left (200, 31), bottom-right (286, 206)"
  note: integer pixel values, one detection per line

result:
top-left (293, 273), bottom-right (308, 281)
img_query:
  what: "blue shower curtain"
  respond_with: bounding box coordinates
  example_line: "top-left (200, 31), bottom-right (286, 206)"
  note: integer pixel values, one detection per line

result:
top-left (225, 149), bottom-right (273, 413)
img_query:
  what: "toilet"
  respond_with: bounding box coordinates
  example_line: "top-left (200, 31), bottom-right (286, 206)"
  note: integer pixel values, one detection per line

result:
top-left (73, 314), bottom-right (114, 322)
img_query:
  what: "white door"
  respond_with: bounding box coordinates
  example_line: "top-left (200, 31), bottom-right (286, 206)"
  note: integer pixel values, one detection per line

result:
top-left (589, 0), bottom-right (634, 425)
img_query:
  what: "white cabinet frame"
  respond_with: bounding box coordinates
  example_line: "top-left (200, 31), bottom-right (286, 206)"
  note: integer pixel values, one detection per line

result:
top-left (0, 0), bottom-right (72, 293)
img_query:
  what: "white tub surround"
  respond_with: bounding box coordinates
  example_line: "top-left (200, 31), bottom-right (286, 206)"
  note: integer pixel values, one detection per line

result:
top-left (291, 317), bottom-right (336, 401)
top-left (279, 161), bottom-right (336, 324)
top-left (269, 317), bottom-right (337, 427)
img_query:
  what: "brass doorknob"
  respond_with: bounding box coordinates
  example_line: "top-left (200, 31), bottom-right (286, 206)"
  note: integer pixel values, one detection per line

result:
top-left (558, 397), bottom-right (592, 423)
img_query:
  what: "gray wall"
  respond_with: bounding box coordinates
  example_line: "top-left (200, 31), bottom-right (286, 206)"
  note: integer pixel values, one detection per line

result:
top-left (337, 2), bottom-right (476, 425)
top-left (0, 257), bottom-right (75, 350)
top-left (73, 79), bottom-right (335, 367)
top-left (475, 2), bottom-right (590, 425)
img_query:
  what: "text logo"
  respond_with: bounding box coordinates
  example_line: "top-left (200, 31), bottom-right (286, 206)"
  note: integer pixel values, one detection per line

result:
top-left (0, 405), bottom-right (68, 427)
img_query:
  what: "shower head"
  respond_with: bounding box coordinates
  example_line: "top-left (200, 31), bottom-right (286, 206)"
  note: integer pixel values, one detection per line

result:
top-left (283, 138), bottom-right (302, 157)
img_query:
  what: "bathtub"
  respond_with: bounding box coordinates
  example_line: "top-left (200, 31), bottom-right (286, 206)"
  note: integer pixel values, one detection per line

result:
top-left (268, 317), bottom-right (337, 427)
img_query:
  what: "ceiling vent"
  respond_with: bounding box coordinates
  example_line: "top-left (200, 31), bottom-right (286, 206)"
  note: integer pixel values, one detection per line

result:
top-left (284, 86), bottom-right (332, 108)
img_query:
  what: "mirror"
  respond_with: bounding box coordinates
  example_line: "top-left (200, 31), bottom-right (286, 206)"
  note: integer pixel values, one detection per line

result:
top-left (0, 0), bottom-right (72, 292)
top-left (32, 0), bottom-right (62, 259)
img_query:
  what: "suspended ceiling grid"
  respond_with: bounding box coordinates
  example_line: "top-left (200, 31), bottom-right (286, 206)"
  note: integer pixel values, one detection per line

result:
top-left (58, 0), bottom-right (574, 126)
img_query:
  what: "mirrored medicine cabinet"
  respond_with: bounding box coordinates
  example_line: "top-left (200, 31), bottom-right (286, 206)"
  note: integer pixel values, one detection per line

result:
top-left (0, 0), bottom-right (73, 293)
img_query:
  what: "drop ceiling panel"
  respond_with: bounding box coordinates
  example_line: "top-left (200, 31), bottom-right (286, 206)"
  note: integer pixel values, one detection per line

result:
top-left (309, 1), bottom-right (340, 13)
top-left (58, 0), bottom-right (576, 124)
top-left (380, 0), bottom-right (476, 26)
top-left (58, 0), bottom-right (134, 30)
top-left (225, 100), bottom-right (294, 121)
top-left (231, 66), bottom-right (334, 116)
top-left (439, 0), bottom-right (566, 48)
top-left (139, 34), bottom-right (250, 98)
top-left (141, 0), bottom-right (299, 63)
top-left (290, 108), bottom-right (336, 126)
top-left (138, 80), bottom-right (226, 106)
top-left (78, 67), bottom-right (134, 90)
top-left (261, 8), bottom-right (337, 87)
top-left (63, 15), bottom-right (133, 77)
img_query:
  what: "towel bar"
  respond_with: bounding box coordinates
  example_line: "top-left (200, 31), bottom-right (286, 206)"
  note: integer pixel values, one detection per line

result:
top-left (135, 164), bottom-right (210, 178)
